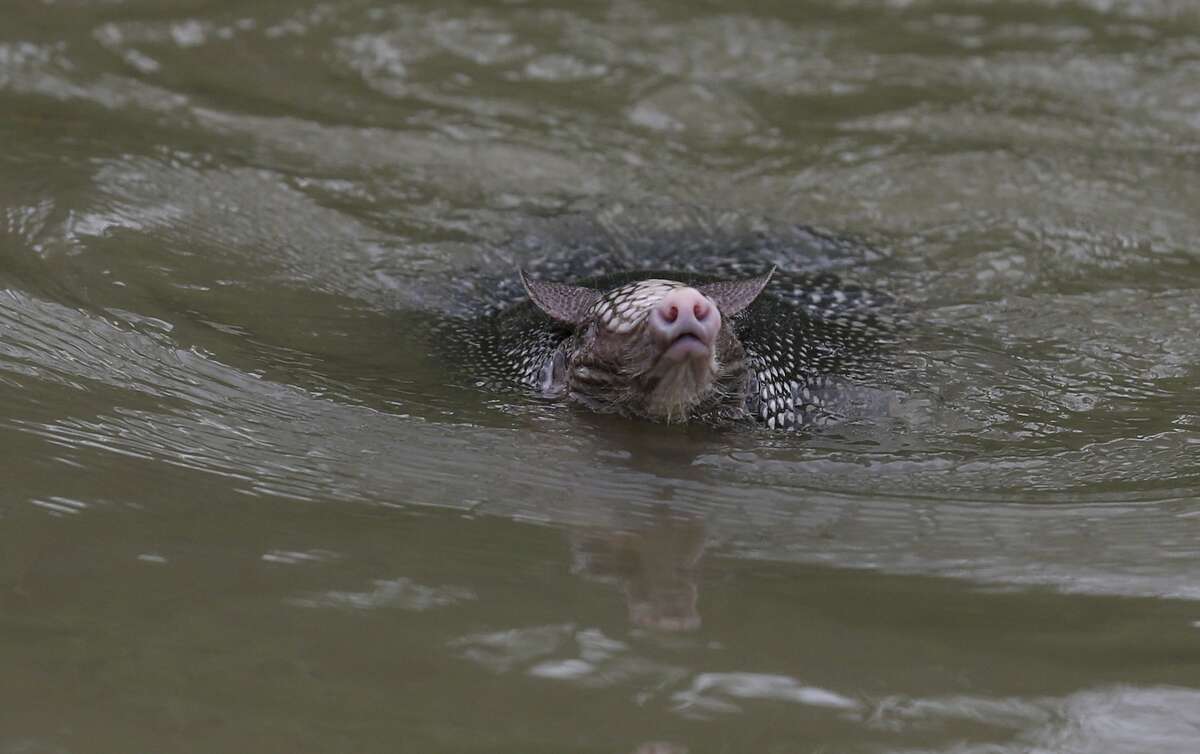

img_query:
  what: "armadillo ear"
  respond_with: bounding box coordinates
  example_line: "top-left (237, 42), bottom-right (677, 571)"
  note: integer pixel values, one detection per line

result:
top-left (698, 267), bottom-right (775, 316)
top-left (520, 270), bottom-right (602, 326)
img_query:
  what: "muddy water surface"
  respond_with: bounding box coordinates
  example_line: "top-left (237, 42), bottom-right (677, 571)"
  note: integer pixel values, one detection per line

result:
top-left (2, 1), bottom-right (1199, 752)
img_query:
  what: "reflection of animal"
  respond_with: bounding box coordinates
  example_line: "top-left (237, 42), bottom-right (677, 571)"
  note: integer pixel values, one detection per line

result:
top-left (440, 263), bottom-right (893, 429)
top-left (569, 507), bottom-right (707, 633)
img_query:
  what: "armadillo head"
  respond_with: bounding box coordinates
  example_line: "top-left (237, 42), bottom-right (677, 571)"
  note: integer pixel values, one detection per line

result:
top-left (521, 269), bottom-right (773, 423)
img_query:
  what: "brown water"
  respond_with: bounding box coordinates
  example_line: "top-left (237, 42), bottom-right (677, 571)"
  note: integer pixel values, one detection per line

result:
top-left (2, 1), bottom-right (1200, 752)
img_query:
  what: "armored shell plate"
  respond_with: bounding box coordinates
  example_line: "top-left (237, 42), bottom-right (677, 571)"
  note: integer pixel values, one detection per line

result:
top-left (592, 279), bottom-right (686, 333)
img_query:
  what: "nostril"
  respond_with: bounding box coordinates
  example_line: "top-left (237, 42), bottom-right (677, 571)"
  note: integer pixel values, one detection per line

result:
top-left (693, 302), bottom-right (708, 321)
top-left (663, 305), bottom-right (679, 323)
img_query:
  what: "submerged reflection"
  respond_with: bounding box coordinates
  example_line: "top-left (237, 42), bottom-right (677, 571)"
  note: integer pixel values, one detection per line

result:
top-left (631, 743), bottom-right (688, 754)
top-left (569, 504), bottom-right (706, 632)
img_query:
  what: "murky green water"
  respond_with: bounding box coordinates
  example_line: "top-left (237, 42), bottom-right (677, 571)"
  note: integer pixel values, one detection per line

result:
top-left (3, 1), bottom-right (1199, 751)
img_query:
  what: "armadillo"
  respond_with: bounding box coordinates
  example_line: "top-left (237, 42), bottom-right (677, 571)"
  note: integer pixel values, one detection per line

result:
top-left (439, 262), bottom-right (892, 429)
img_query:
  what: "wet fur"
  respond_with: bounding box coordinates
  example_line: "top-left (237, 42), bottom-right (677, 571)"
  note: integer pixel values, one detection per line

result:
top-left (560, 320), bottom-right (752, 424)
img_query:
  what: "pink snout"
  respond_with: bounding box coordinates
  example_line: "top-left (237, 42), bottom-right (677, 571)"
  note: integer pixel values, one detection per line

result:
top-left (649, 287), bottom-right (722, 362)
